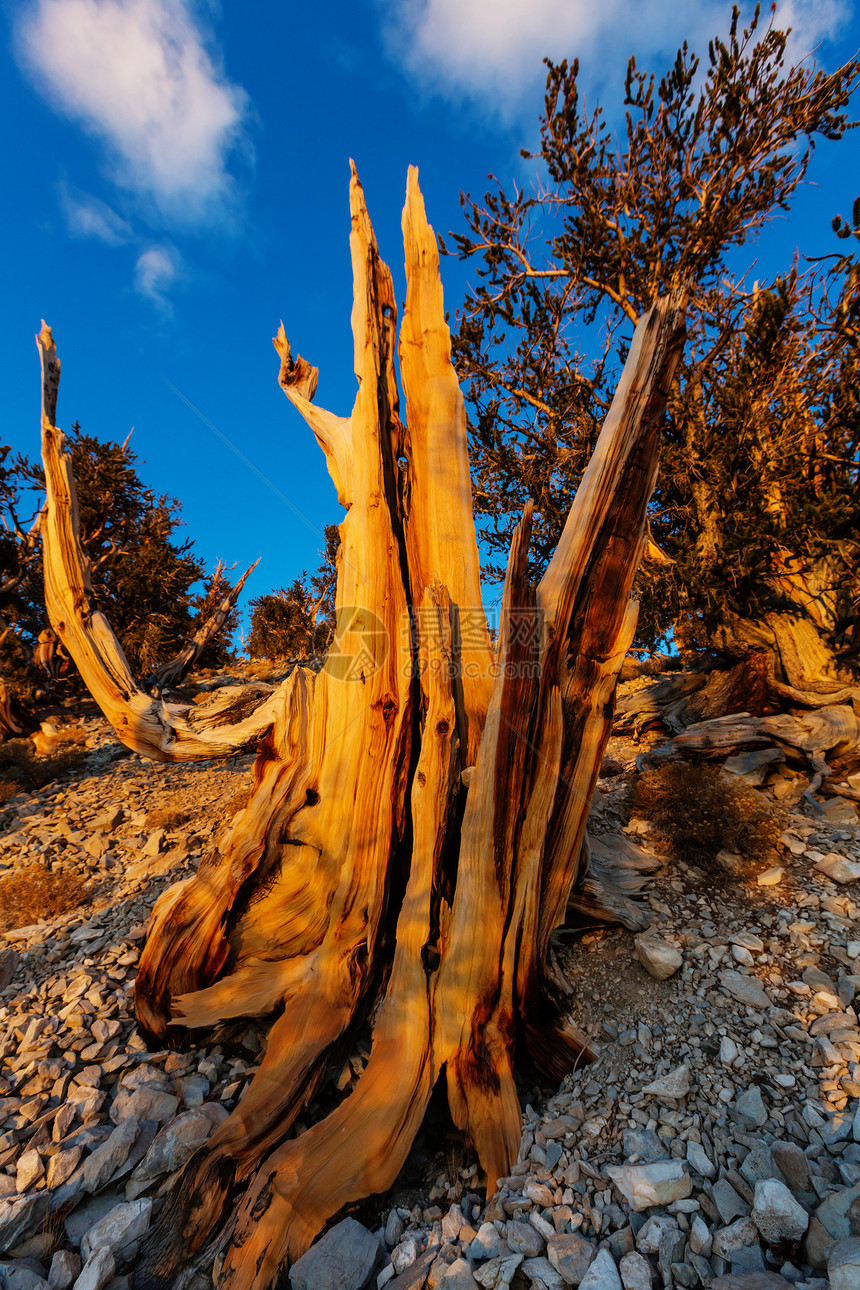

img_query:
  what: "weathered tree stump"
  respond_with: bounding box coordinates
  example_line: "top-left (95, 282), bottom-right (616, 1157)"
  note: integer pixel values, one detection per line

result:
top-left (36, 164), bottom-right (687, 1290)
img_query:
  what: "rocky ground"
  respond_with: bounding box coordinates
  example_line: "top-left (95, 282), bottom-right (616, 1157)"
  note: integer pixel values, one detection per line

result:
top-left (1, 674), bottom-right (860, 1290)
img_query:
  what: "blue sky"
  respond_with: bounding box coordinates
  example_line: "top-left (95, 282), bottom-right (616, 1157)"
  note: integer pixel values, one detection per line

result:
top-left (1, 0), bottom-right (858, 644)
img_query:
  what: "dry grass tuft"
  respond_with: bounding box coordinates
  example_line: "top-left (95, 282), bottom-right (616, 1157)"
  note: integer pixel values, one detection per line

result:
top-left (30, 724), bottom-right (88, 757)
top-left (36, 1208), bottom-right (67, 1257)
top-left (0, 862), bottom-right (90, 932)
top-left (631, 761), bottom-right (784, 865)
top-left (222, 787), bottom-right (251, 819)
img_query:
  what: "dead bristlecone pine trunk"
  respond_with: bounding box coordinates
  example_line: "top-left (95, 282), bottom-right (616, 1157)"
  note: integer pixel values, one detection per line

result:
top-left (36, 163), bottom-right (688, 1290)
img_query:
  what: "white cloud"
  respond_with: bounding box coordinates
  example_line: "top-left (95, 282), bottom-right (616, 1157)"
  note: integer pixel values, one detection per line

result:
top-left (386, 0), bottom-right (597, 102)
top-left (17, 0), bottom-right (249, 224)
top-left (777, 0), bottom-right (853, 64)
top-left (134, 244), bottom-right (181, 306)
top-left (381, 0), bottom-right (678, 107)
top-left (381, 0), bottom-right (853, 113)
top-left (59, 183), bottom-right (132, 244)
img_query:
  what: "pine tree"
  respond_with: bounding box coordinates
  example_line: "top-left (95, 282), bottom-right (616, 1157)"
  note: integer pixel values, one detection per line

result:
top-left (641, 261), bottom-right (860, 658)
top-left (449, 6), bottom-right (860, 689)
top-left (1, 425), bottom-right (207, 681)
top-left (247, 524), bottom-right (339, 660)
top-left (0, 445), bottom-right (44, 698)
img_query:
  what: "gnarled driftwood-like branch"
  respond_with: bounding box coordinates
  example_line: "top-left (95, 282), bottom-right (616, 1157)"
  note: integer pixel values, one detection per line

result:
top-left (37, 323), bottom-right (286, 761)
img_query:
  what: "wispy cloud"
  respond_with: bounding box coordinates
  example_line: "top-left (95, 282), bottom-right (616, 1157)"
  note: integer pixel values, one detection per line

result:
top-left (134, 244), bottom-right (182, 308)
top-left (59, 183), bottom-right (133, 244)
top-left (778, 0), bottom-right (853, 64)
top-left (380, 0), bottom-right (853, 114)
top-left (16, 0), bottom-right (250, 225)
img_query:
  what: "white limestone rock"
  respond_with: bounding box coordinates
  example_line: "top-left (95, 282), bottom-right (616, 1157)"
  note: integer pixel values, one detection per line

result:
top-left (815, 854), bottom-right (860, 885)
top-left (288, 1218), bottom-right (379, 1290)
top-left (72, 1248), bottom-right (114, 1290)
top-left (642, 1066), bottom-right (690, 1099)
top-left (578, 1250), bottom-right (622, 1290)
top-left (618, 1251), bottom-right (652, 1290)
top-left (605, 1162), bottom-right (692, 1212)
top-left (633, 935), bottom-right (682, 981)
top-left (48, 1251), bottom-right (81, 1290)
top-left (752, 1179), bottom-right (809, 1245)
top-left (828, 1237), bottom-right (860, 1290)
top-left (80, 1199), bottom-right (152, 1265)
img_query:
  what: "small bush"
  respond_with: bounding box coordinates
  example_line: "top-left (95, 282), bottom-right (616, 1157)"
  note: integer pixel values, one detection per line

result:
top-left (0, 738), bottom-right (87, 794)
top-left (0, 863), bottom-right (90, 932)
top-left (144, 804), bottom-right (191, 831)
top-left (631, 762), bottom-right (784, 864)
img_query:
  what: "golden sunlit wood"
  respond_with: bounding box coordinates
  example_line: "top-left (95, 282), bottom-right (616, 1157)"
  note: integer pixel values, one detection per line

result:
top-left (37, 165), bottom-right (687, 1290)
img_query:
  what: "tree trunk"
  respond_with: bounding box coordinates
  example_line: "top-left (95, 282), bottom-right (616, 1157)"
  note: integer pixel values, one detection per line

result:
top-left (708, 544), bottom-right (860, 713)
top-left (623, 545), bottom-right (860, 741)
top-left (37, 165), bottom-right (687, 1290)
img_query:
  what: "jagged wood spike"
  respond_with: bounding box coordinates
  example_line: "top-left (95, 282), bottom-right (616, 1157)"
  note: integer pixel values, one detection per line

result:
top-left (399, 165), bottom-right (495, 767)
top-left (135, 163), bottom-right (416, 1287)
top-left (529, 291), bottom-right (687, 1011)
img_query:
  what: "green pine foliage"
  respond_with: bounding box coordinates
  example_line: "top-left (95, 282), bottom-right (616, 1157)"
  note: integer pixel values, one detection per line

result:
top-left (247, 524), bottom-right (339, 661)
top-left (0, 425), bottom-right (213, 683)
top-left (449, 6), bottom-right (860, 653)
top-left (70, 427), bottom-right (204, 674)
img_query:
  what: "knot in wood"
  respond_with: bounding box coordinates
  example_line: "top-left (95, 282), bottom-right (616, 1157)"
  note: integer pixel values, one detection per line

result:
top-left (421, 942), bottom-right (440, 974)
top-left (377, 695), bottom-right (398, 724)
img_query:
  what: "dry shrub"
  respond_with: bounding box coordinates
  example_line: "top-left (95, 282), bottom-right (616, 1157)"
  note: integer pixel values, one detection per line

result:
top-left (631, 762), bottom-right (784, 865)
top-left (144, 804), bottom-right (191, 831)
top-left (0, 781), bottom-right (19, 808)
top-left (0, 738), bottom-right (88, 794)
top-left (0, 863), bottom-right (89, 932)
